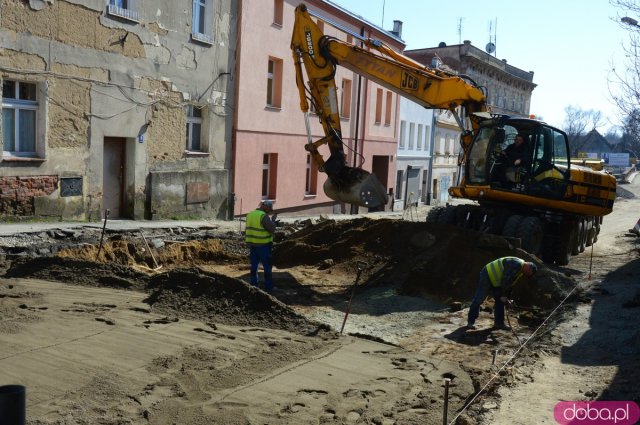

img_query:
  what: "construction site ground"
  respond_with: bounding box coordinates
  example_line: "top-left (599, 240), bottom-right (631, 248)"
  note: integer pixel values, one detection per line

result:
top-left (0, 176), bottom-right (638, 425)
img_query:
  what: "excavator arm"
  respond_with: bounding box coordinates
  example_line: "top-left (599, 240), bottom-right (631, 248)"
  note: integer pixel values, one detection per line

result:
top-left (290, 3), bottom-right (487, 207)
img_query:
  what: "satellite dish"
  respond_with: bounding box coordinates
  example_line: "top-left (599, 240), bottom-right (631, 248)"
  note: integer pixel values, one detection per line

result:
top-left (486, 42), bottom-right (496, 53)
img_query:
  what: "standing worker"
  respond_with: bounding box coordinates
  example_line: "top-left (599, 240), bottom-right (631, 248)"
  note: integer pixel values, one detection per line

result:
top-left (245, 200), bottom-right (278, 292)
top-left (466, 257), bottom-right (537, 330)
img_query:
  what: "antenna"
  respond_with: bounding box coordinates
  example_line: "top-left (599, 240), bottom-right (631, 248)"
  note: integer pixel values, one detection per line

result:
top-left (457, 17), bottom-right (463, 44)
top-left (381, 0), bottom-right (385, 28)
top-left (486, 19), bottom-right (496, 55)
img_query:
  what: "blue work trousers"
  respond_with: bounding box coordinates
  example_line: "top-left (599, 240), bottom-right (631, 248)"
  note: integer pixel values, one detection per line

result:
top-left (467, 269), bottom-right (505, 327)
top-left (249, 244), bottom-right (273, 291)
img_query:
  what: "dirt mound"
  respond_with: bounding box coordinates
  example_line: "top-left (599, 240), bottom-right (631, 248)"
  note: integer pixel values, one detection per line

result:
top-left (275, 218), bottom-right (575, 309)
top-left (4, 257), bottom-right (328, 336)
top-left (146, 268), bottom-right (331, 335)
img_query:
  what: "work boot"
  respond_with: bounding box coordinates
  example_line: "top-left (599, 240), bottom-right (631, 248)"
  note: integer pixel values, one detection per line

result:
top-left (492, 323), bottom-right (511, 331)
top-left (465, 322), bottom-right (476, 330)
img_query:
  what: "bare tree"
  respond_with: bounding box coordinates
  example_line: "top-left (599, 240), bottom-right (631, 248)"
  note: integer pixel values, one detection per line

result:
top-left (562, 105), bottom-right (606, 153)
top-left (610, 0), bottom-right (640, 148)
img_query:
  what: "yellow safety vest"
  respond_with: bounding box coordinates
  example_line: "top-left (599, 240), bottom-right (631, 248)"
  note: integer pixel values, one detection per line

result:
top-left (485, 256), bottom-right (524, 288)
top-left (245, 209), bottom-right (272, 245)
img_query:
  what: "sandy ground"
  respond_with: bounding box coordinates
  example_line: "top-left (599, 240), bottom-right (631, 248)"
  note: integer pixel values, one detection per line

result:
top-left (0, 176), bottom-right (638, 424)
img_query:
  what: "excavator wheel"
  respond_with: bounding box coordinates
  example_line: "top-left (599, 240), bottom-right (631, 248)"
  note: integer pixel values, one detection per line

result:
top-left (425, 206), bottom-right (444, 223)
top-left (554, 223), bottom-right (576, 266)
top-left (436, 206), bottom-right (457, 225)
top-left (502, 215), bottom-right (524, 238)
top-left (516, 216), bottom-right (543, 255)
top-left (571, 220), bottom-right (583, 255)
top-left (578, 218), bottom-right (587, 253)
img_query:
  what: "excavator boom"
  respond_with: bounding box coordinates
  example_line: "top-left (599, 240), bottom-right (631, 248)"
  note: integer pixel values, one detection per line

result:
top-left (291, 3), bottom-right (486, 208)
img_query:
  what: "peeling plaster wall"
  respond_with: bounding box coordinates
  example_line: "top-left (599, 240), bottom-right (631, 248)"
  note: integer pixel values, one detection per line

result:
top-left (0, 0), bottom-right (237, 220)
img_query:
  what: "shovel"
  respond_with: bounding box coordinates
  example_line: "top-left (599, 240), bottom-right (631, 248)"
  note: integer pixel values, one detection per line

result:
top-left (340, 261), bottom-right (367, 334)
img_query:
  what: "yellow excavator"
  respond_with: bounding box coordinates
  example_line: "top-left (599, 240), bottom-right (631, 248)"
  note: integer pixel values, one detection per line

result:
top-left (290, 3), bottom-right (616, 265)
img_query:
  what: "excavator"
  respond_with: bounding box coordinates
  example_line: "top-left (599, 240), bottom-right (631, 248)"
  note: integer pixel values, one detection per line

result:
top-left (290, 3), bottom-right (616, 265)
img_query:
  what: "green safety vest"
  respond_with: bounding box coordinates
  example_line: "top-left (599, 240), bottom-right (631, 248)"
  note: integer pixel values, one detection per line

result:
top-left (485, 256), bottom-right (524, 288)
top-left (245, 209), bottom-right (272, 245)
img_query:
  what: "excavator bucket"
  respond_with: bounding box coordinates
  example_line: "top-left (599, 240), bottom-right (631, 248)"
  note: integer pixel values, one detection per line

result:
top-left (323, 168), bottom-right (389, 208)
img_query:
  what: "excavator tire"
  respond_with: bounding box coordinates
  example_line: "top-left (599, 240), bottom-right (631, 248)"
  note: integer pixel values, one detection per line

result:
top-left (436, 206), bottom-right (457, 225)
top-left (425, 206), bottom-right (444, 223)
top-left (578, 218), bottom-right (587, 253)
top-left (572, 221), bottom-right (583, 255)
top-left (502, 215), bottom-right (524, 238)
top-left (554, 223), bottom-right (576, 266)
top-left (516, 216), bottom-right (543, 255)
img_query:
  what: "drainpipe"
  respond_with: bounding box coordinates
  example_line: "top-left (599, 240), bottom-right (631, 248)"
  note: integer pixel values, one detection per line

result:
top-left (350, 26), bottom-right (366, 215)
top-left (426, 111), bottom-right (437, 205)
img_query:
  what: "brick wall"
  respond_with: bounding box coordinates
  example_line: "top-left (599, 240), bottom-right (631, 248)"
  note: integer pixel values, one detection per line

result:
top-left (0, 175), bottom-right (59, 216)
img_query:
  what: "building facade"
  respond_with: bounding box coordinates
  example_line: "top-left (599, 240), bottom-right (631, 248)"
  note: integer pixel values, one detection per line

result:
top-left (0, 0), bottom-right (236, 220)
top-left (394, 96), bottom-right (434, 210)
top-left (233, 0), bottom-right (404, 216)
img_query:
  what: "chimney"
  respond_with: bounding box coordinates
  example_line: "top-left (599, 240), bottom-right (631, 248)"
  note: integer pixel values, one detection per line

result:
top-left (392, 20), bottom-right (403, 38)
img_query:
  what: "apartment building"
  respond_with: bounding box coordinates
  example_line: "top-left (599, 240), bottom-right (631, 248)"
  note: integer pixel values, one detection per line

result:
top-left (0, 0), bottom-right (236, 220)
top-left (233, 0), bottom-right (404, 215)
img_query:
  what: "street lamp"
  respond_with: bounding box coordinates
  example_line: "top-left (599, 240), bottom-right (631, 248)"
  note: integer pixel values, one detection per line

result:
top-left (622, 16), bottom-right (640, 27)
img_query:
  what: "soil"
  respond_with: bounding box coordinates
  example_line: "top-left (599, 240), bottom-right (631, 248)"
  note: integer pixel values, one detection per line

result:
top-left (0, 177), bottom-right (638, 424)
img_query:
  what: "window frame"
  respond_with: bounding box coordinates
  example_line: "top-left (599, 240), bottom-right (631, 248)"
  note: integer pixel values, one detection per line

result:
top-left (266, 57), bottom-right (283, 109)
top-left (185, 105), bottom-right (204, 152)
top-left (107, 0), bottom-right (139, 22)
top-left (304, 154), bottom-right (318, 196)
top-left (2, 80), bottom-right (39, 158)
top-left (340, 78), bottom-right (352, 119)
top-left (384, 91), bottom-right (393, 126)
top-left (191, 0), bottom-right (213, 45)
top-left (273, 0), bottom-right (284, 27)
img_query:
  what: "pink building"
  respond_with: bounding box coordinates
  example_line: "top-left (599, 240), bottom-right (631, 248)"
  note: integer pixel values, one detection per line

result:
top-left (233, 0), bottom-right (404, 216)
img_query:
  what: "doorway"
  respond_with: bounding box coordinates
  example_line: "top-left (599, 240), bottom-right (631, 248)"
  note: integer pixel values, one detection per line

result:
top-left (103, 137), bottom-right (126, 218)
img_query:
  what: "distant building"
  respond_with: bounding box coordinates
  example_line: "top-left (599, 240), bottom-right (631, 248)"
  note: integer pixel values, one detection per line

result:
top-left (573, 129), bottom-right (614, 157)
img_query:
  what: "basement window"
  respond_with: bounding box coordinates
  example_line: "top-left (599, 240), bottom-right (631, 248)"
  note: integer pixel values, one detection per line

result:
top-left (107, 0), bottom-right (139, 23)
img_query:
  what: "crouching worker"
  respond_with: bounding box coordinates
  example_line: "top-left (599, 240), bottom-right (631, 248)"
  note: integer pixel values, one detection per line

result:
top-left (466, 257), bottom-right (537, 330)
top-left (245, 200), bottom-right (278, 292)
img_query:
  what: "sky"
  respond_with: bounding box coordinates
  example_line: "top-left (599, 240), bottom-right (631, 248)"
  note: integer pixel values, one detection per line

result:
top-left (330, 0), bottom-right (632, 134)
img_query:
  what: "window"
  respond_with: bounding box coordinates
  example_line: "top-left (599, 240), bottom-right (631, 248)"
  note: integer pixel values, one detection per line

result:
top-left (273, 0), bottom-right (283, 26)
top-left (185, 105), bottom-right (203, 151)
top-left (266, 57), bottom-right (283, 108)
top-left (423, 125), bottom-right (430, 151)
top-left (108, 0), bottom-right (139, 21)
top-left (398, 120), bottom-right (406, 149)
top-left (341, 79), bottom-right (352, 118)
top-left (408, 123), bottom-right (415, 150)
top-left (417, 124), bottom-right (423, 150)
top-left (2, 80), bottom-right (37, 156)
top-left (262, 153), bottom-right (278, 199)
top-left (346, 35), bottom-right (353, 44)
top-left (395, 170), bottom-right (403, 200)
top-left (385, 91), bottom-right (393, 125)
top-left (305, 154), bottom-right (318, 195)
top-left (192, 0), bottom-right (213, 44)
top-left (375, 88), bottom-right (383, 124)
top-left (316, 19), bottom-right (324, 33)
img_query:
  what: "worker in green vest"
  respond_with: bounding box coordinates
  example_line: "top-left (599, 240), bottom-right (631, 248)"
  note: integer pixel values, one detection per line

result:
top-left (466, 257), bottom-right (537, 330)
top-left (245, 200), bottom-right (278, 292)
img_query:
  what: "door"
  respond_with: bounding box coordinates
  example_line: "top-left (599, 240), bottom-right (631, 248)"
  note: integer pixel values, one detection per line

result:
top-left (405, 167), bottom-right (420, 208)
top-left (103, 137), bottom-right (125, 218)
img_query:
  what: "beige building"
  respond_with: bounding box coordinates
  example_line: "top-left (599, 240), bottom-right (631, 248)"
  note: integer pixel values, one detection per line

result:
top-left (0, 0), bottom-right (236, 220)
top-left (405, 40), bottom-right (537, 203)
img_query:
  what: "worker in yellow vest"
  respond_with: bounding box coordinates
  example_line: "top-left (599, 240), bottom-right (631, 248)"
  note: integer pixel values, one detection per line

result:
top-left (466, 256), bottom-right (537, 330)
top-left (245, 200), bottom-right (278, 292)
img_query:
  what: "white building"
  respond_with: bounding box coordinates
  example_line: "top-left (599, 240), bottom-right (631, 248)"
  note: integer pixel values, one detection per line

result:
top-left (393, 96), bottom-right (434, 211)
